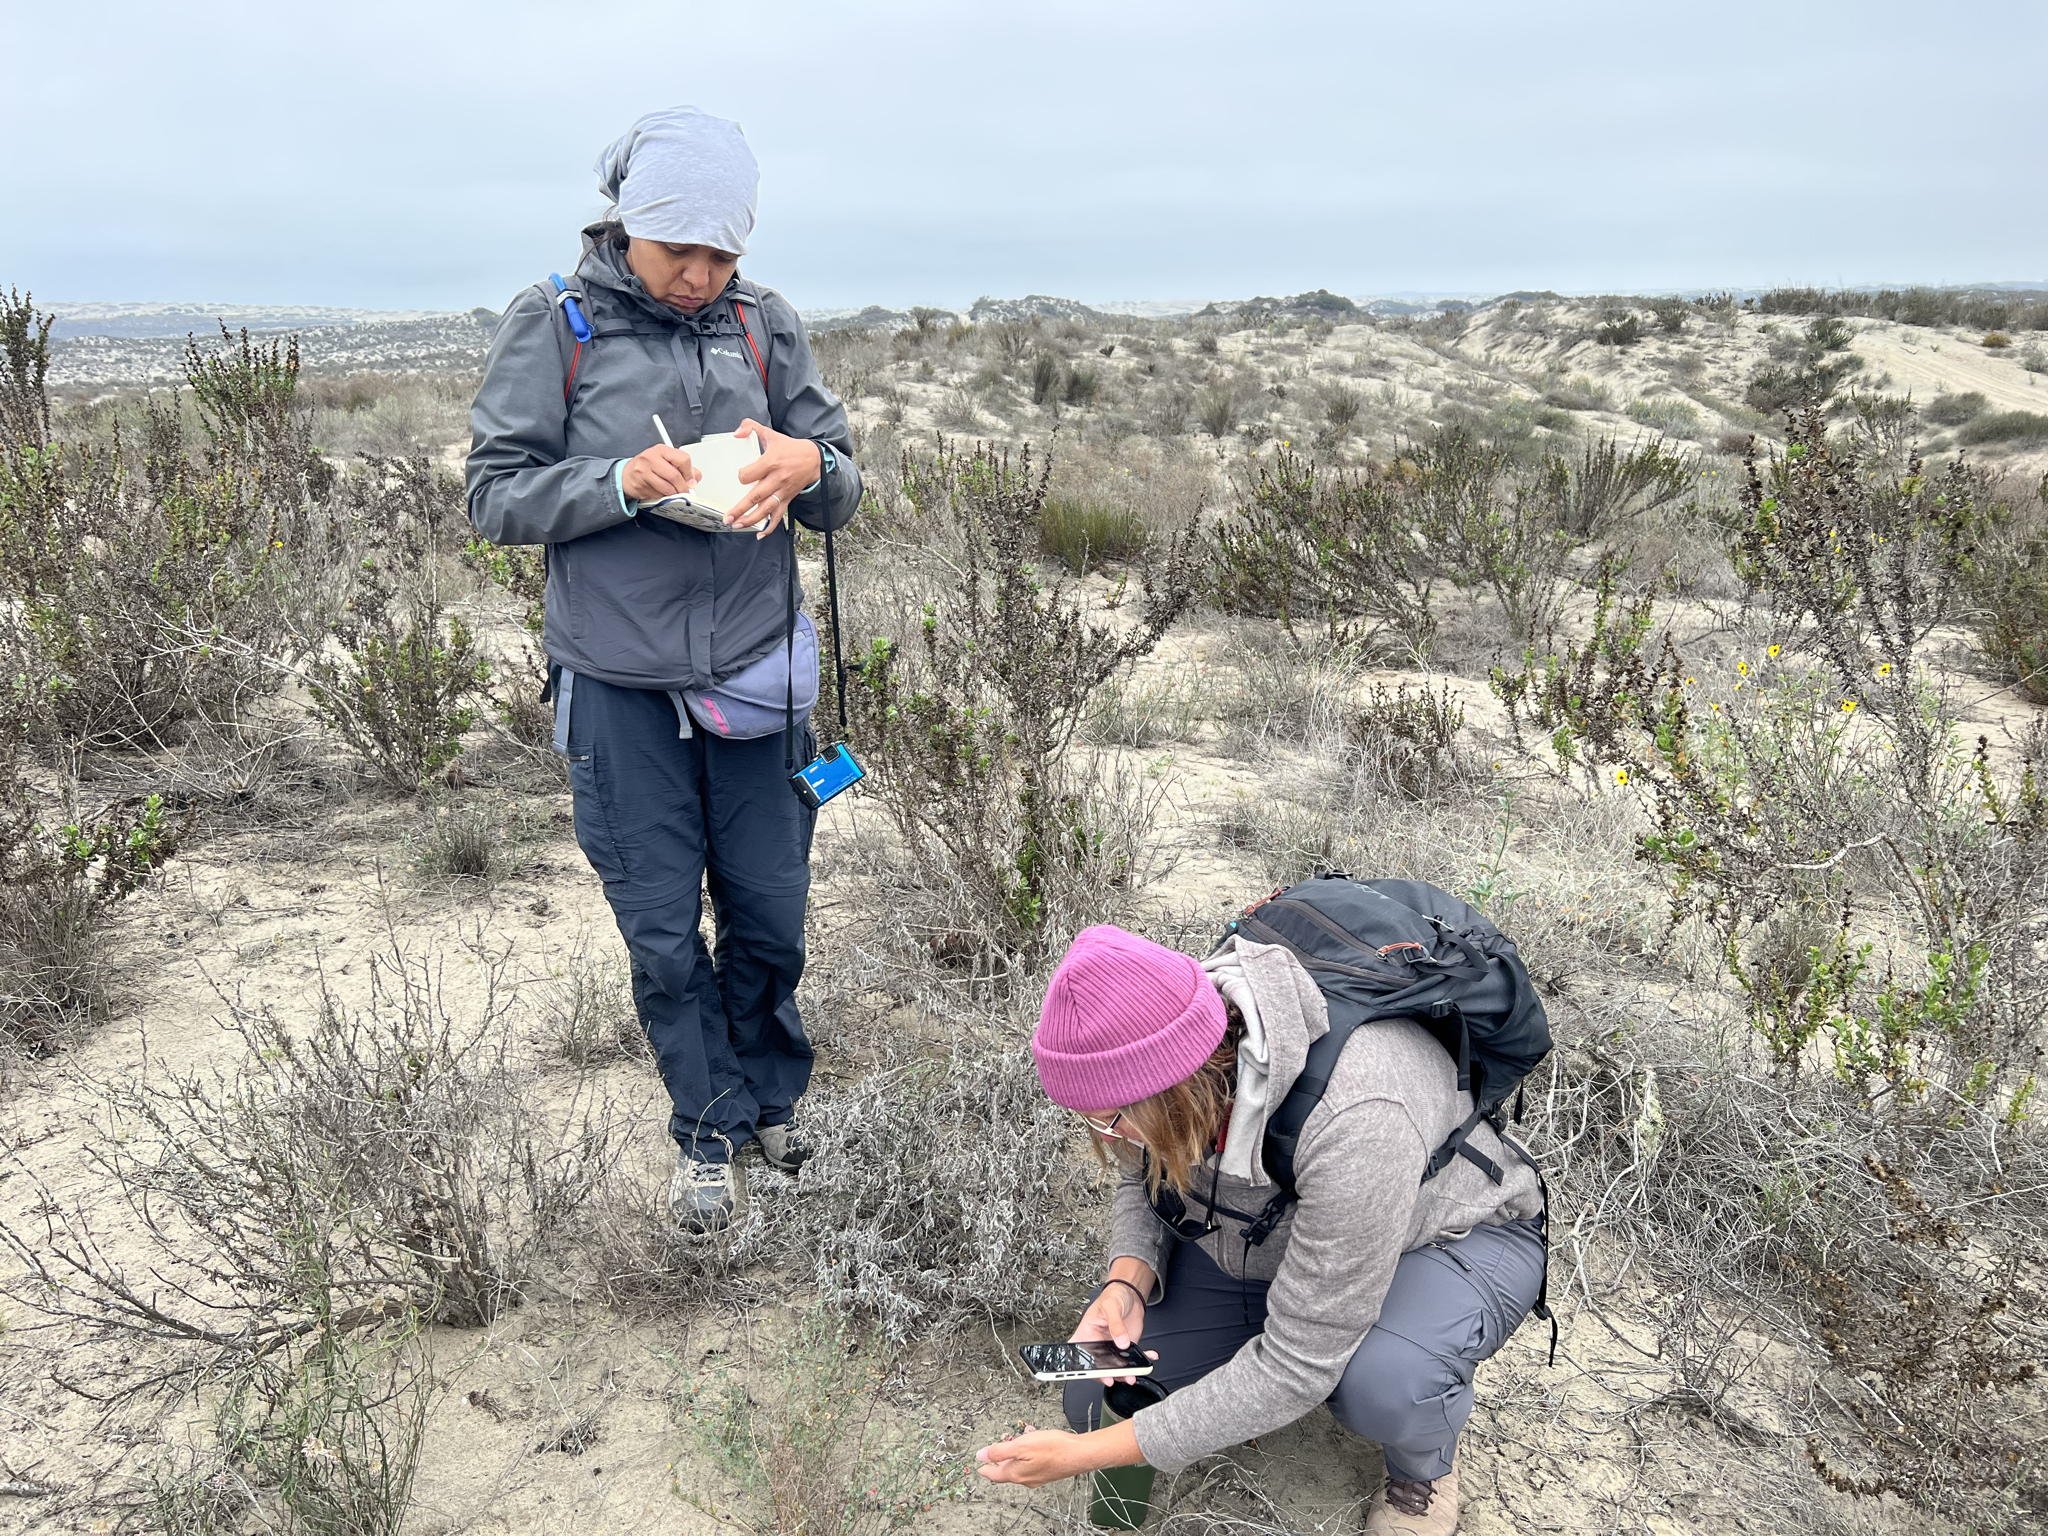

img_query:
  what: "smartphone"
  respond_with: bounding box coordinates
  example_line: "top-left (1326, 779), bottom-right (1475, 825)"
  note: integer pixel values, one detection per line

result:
top-left (1018, 1340), bottom-right (1154, 1382)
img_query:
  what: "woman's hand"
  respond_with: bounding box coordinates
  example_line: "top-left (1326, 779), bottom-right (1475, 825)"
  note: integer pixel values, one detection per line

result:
top-left (724, 419), bottom-right (823, 539)
top-left (1072, 1276), bottom-right (1152, 1385)
top-left (621, 444), bottom-right (699, 503)
top-left (975, 1428), bottom-right (1093, 1488)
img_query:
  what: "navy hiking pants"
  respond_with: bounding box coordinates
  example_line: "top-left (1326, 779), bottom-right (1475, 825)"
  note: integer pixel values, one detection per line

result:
top-left (1065, 1218), bottom-right (1546, 1482)
top-left (558, 670), bottom-right (817, 1164)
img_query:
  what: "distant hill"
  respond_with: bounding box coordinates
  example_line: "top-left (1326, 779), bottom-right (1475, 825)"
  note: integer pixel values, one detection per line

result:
top-left (42, 281), bottom-right (2048, 387)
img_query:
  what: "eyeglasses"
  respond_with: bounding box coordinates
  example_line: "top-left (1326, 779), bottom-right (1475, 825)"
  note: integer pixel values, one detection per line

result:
top-left (1081, 1110), bottom-right (1143, 1146)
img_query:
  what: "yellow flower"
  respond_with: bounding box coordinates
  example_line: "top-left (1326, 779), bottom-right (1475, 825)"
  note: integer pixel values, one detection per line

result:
top-left (1766, 644), bottom-right (1782, 658)
top-left (1876, 662), bottom-right (1893, 678)
top-left (1736, 660), bottom-right (1750, 676)
top-left (1840, 699), bottom-right (1858, 713)
top-left (1614, 768), bottom-right (1631, 785)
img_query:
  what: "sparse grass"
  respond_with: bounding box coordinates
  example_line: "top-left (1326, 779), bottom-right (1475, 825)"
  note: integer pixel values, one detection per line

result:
top-left (406, 798), bottom-right (508, 885)
top-left (1922, 390), bottom-right (1988, 426)
top-left (535, 941), bottom-right (644, 1065)
top-left (1959, 410), bottom-right (2048, 447)
top-left (676, 1307), bottom-right (970, 1534)
top-left (1625, 396), bottom-right (1702, 434)
top-left (1039, 496), bottom-right (1149, 573)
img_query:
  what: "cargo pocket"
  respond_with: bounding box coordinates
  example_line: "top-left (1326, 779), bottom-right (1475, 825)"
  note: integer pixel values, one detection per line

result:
top-left (566, 746), bottom-right (630, 889)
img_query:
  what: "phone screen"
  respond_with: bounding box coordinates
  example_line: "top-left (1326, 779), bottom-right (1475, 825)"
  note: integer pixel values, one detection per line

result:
top-left (1019, 1340), bottom-right (1153, 1378)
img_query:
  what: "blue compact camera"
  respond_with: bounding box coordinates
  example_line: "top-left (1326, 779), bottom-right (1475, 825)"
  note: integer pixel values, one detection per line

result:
top-left (791, 741), bottom-right (866, 809)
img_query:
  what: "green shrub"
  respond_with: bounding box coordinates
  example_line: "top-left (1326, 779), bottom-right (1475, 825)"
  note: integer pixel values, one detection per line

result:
top-left (1538, 434), bottom-right (1697, 542)
top-left (1038, 496), bottom-right (1147, 573)
top-left (1971, 480), bottom-right (2048, 702)
top-left (1745, 318), bottom-right (1864, 417)
top-left (679, 1308), bottom-right (967, 1533)
top-left (1207, 445), bottom-right (1441, 654)
top-left (407, 799), bottom-right (506, 884)
top-left (1648, 297), bottom-right (1692, 335)
top-left (309, 459), bottom-right (487, 790)
top-left (1593, 313), bottom-right (1644, 346)
top-left (837, 441), bottom-right (1196, 964)
top-left (0, 294), bottom-right (349, 750)
top-left (1322, 383), bottom-right (1364, 432)
top-left (1, 739), bottom-right (184, 1052)
top-left (1958, 410), bottom-right (2048, 447)
top-left (1922, 391), bottom-right (1988, 426)
top-left (1982, 330), bottom-right (2013, 349)
top-left (1729, 404), bottom-right (1984, 694)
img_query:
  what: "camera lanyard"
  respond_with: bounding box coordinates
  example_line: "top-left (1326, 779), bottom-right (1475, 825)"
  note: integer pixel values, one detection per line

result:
top-left (783, 510), bottom-right (849, 777)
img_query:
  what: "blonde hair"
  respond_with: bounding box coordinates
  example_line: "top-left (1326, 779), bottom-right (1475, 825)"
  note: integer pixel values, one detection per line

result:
top-left (1091, 1004), bottom-right (1245, 1196)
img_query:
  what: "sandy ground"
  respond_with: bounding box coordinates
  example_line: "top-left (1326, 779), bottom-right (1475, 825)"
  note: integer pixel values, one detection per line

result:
top-left (5, 297), bottom-right (2042, 1534)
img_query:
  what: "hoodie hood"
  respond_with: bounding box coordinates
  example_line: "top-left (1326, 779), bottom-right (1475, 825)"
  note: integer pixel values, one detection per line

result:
top-left (1202, 936), bottom-right (1329, 1185)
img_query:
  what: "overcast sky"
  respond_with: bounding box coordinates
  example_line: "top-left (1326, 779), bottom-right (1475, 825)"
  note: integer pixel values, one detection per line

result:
top-left (7, 0), bottom-right (2044, 313)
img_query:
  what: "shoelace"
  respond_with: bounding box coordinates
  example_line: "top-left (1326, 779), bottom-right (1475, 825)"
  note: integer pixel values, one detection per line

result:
top-left (685, 1162), bottom-right (731, 1190)
top-left (1385, 1478), bottom-right (1436, 1518)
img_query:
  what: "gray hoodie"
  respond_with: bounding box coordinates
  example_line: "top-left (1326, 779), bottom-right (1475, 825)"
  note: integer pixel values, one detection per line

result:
top-left (465, 227), bottom-right (860, 691)
top-left (1108, 937), bottom-right (1544, 1473)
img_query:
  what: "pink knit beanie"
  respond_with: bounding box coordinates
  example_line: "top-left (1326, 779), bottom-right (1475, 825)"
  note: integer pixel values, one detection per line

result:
top-left (1031, 926), bottom-right (1228, 1111)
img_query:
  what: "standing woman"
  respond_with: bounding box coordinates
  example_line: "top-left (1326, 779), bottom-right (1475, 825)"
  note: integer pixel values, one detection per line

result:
top-left (467, 107), bottom-right (861, 1233)
top-left (977, 926), bottom-right (1548, 1535)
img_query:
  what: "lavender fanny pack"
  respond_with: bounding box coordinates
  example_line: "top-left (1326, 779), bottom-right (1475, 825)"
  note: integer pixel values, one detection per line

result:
top-left (681, 612), bottom-right (819, 739)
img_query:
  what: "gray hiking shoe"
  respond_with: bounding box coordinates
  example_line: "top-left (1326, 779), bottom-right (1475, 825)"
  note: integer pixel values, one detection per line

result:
top-left (669, 1152), bottom-right (739, 1234)
top-left (754, 1121), bottom-right (810, 1175)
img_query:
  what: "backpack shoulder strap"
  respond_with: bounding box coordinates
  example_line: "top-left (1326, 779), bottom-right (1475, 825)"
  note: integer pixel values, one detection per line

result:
top-left (1260, 1013), bottom-right (1364, 1202)
top-left (729, 278), bottom-right (772, 392)
top-left (545, 273), bottom-right (593, 404)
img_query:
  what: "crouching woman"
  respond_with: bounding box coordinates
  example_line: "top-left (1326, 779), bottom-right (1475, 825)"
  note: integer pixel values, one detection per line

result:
top-left (976, 926), bottom-right (1547, 1535)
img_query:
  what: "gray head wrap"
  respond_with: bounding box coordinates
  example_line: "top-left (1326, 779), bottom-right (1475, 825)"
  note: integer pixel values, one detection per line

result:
top-left (594, 106), bottom-right (760, 254)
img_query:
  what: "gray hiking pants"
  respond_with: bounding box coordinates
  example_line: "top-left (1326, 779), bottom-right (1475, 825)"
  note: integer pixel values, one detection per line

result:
top-left (1065, 1217), bottom-right (1546, 1481)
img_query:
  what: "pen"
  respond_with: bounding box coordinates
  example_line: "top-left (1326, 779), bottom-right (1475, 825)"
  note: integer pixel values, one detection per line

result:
top-left (652, 413), bottom-right (675, 449)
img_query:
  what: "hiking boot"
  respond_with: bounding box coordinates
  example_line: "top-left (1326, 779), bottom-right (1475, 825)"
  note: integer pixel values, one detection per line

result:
top-left (669, 1152), bottom-right (739, 1234)
top-left (754, 1121), bottom-right (810, 1174)
top-left (1363, 1469), bottom-right (1458, 1535)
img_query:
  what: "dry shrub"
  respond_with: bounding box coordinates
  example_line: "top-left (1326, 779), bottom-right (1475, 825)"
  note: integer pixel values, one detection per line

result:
top-left (1, 939), bottom-right (623, 1376)
top-left (590, 1013), bottom-right (1097, 1342)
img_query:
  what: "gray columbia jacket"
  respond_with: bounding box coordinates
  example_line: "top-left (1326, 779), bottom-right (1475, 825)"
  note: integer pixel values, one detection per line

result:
top-left (465, 226), bottom-right (861, 691)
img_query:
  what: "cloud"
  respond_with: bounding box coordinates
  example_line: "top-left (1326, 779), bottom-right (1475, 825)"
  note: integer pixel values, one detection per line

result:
top-left (6, 0), bottom-right (2044, 309)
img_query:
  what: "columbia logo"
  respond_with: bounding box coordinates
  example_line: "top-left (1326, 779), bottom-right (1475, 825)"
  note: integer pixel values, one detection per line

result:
top-left (708, 345), bottom-right (744, 361)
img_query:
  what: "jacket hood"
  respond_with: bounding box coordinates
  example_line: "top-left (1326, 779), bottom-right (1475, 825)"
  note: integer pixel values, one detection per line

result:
top-left (575, 225), bottom-right (746, 331)
top-left (1202, 936), bottom-right (1328, 1185)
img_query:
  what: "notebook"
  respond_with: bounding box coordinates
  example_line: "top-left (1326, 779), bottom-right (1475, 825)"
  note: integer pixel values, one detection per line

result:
top-left (636, 431), bottom-right (764, 533)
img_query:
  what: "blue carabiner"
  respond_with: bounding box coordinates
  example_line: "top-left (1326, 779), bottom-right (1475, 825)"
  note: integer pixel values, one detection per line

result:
top-left (548, 272), bottom-right (593, 343)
